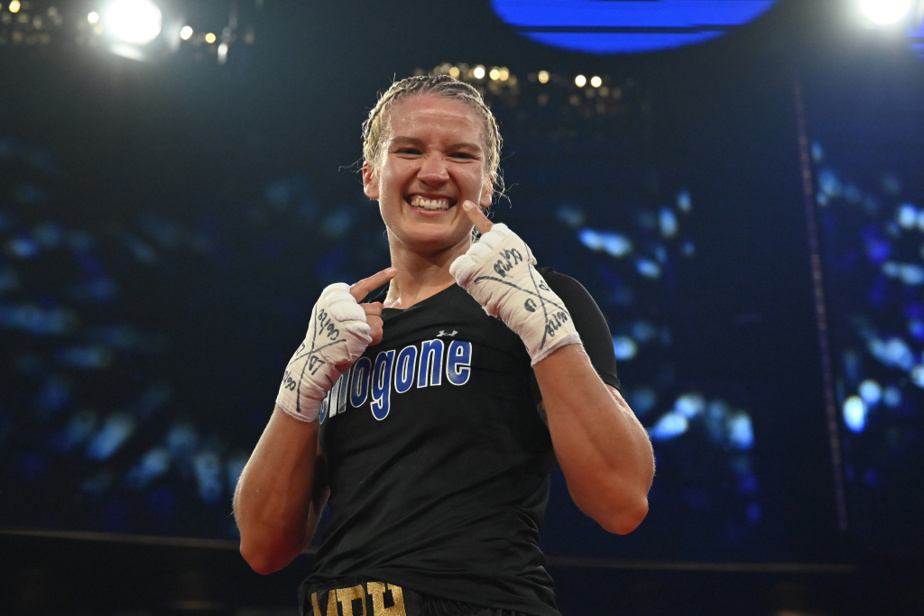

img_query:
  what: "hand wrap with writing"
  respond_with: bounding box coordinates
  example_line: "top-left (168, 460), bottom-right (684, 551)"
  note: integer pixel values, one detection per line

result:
top-left (276, 283), bottom-right (372, 422)
top-left (450, 223), bottom-right (581, 365)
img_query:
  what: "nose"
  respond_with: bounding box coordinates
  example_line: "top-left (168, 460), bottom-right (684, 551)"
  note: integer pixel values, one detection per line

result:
top-left (417, 153), bottom-right (449, 184)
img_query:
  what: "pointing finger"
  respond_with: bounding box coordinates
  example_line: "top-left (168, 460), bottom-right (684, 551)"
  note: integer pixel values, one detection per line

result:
top-left (462, 200), bottom-right (493, 235)
top-left (350, 267), bottom-right (397, 302)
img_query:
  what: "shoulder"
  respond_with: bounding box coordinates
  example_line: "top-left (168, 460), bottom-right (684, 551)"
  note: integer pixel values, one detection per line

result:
top-left (535, 266), bottom-right (608, 336)
top-left (536, 267), bottom-right (595, 305)
top-left (537, 266), bottom-right (621, 389)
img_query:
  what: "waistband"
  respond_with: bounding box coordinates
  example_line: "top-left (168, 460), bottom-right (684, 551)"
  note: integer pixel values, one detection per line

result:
top-left (302, 579), bottom-right (530, 616)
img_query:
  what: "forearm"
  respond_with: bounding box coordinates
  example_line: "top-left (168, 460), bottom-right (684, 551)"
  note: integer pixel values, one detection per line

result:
top-left (448, 209), bottom-right (653, 532)
top-left (534, 344), bottom-right (654, 535)
top-left (233, 406), bottom-right (324, 574)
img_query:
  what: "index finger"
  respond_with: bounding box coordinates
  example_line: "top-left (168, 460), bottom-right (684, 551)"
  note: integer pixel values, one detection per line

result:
top-left (462, 200), bottom-right (493, 235)
top-left (350, 267), bottom-right (397, 302)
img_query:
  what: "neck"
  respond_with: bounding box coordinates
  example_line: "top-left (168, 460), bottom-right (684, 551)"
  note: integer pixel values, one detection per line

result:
top-left (384, 238), bottom-right (471, 309)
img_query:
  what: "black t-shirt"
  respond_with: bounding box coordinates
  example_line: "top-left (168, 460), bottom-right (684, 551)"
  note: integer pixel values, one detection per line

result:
top-left (304, 269), bottom-right (619, 615)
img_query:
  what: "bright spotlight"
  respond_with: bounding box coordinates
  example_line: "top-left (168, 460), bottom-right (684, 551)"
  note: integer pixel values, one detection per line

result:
top-left (104, 0), bottom-right (163, 45)
top-left (860, 0), bottom-right (913, 25)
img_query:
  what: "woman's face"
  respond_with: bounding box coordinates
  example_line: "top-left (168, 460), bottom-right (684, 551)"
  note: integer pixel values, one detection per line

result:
top-left (363, 94), bottom-right (494, 258)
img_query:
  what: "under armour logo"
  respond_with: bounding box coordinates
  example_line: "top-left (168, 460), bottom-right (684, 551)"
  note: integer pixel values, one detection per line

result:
top-left (437, 330), bottom-right (458, 337)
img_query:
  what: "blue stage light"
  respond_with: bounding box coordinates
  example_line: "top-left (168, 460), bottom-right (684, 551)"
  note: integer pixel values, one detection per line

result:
top-left (491, 0), bottom-right (778, 54)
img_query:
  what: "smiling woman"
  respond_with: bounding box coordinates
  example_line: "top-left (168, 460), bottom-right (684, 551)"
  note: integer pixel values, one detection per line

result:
top-left (232, 75), bottom-right (655, 616)
top-left (361, 76), bottom-right (505, 198)
top-left (362, 94), bottom-right (496, 267)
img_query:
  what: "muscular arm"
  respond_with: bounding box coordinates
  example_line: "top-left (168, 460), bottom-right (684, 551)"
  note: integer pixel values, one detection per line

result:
top-left (233, 407), bottom-right (328, 574)
top-left (233, 267), bottom-right (394, 574)
top-left (534, 345), bottom-right (654, 535)
top-left (452, 201), bottom-right (653, 535)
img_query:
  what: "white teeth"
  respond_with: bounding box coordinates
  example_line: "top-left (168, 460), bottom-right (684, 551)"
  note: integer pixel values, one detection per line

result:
top-left (409, 196), bottom-right (451, 211)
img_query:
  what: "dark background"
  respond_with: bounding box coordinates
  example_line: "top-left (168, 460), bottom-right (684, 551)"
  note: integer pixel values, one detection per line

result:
top-left (1, 0), bottom-right (923, 614)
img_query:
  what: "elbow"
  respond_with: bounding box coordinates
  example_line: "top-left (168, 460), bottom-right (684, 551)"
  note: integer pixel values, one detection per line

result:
top-left (239, 539), bottom-right (296, 575)
top-left (575, 490), bottom-right (649, 536)
top-left (599, 495), bottom-right (649, 535)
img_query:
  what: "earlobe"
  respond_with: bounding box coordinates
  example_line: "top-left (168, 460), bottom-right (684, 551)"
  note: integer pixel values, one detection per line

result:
top-left (362, 162), bottom-right (379, 200)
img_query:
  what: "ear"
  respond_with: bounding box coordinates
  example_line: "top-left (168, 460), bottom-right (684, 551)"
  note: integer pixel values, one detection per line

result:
top-left (479, 176), bottom-right (494, 209)
top-left (362, 161), bottom-right (379, 200)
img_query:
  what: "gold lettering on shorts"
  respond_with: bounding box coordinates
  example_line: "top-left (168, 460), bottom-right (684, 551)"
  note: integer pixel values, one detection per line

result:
top-left (309, 581), bottom-right (407, 616)
top-left (311, 590), bottom-right (339, 616)
top-left (367, 581), bottom-right (407, 616)
top-left (336, 584), bottom-right (367, 616)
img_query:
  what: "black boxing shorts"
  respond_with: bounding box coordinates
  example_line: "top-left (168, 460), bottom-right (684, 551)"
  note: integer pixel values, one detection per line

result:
top-left (301, 578), bottom-right (530, 616)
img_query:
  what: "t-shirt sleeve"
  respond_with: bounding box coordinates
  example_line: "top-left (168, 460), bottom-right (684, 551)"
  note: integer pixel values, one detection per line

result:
top-left (537, 267), bottom-right (621, 391)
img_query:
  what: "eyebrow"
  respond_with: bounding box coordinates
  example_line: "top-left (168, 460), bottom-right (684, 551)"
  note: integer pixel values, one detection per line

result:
top-left (390, 136), bottom-right (484, 152)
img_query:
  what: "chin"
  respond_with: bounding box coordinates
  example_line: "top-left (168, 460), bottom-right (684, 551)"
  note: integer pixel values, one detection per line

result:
top-left (395, 227), bottom-right (470, 254)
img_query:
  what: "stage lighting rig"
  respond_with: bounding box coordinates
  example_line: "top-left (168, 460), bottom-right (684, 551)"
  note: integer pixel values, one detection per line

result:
top-left (421, 63), bottom-right (643, 123)
top-left (0, 0), bottom-right (262, 65)
top-left (90, 0), bottom-right (170, 60)
top-left (100, 0), bottom-right (163, 45)
top-left (853, 0), bottom-right (924, 58)
top-left (859, 0), bottom-right (916, 26)
top-left (85, 0), bottom-right (262, 64)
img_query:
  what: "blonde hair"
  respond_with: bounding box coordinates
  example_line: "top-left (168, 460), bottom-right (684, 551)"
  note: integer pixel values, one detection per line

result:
top-left (362, 75), bottom-right (504, 199)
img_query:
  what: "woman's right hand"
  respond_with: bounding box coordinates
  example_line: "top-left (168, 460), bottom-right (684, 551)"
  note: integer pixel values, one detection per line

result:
top-left (350, 266), bottom-right (397, 347)
top-left (275, 267), bottom-right (397, 422)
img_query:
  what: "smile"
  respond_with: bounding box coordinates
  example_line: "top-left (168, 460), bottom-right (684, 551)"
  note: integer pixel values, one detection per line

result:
top-left (409, 196), bottom-right (453, 211)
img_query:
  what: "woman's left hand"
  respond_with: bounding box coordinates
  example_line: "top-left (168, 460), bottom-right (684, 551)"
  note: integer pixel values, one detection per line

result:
top-left (450, 202), bottom-right (581, 365)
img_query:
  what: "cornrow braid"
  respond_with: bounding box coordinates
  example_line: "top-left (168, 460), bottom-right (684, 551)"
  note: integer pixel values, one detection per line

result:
top-left (362, 75), bottom-right (505, 200)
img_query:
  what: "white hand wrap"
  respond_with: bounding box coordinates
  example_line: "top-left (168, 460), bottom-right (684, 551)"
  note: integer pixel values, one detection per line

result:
top-left (450, 223), bottom-right (581, 365)
top-left (276, 283), bottom-right (372, 422)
